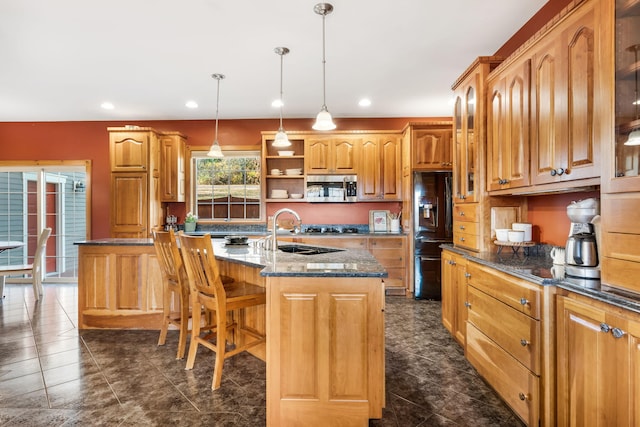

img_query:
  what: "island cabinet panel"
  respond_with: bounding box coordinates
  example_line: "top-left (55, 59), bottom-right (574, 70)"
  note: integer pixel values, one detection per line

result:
top-left (266, 276), bottom-right (384, 426)
top-left (78, 244), bottom-right (163, 329)
top-left (556, 291), bottom-right (640, 427)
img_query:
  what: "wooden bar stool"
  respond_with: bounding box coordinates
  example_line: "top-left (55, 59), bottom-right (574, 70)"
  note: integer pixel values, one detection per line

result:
top-left (178, 233), bottom-right (266, 390)
top-left (152, 228), bottom-right (234, 359)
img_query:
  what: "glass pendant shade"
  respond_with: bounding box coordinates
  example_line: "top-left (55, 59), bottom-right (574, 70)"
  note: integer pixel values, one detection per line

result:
top-left (625, 129), bottom-right (640, 146)
top-left (273, 128), bottom-right (291, 147)
top-left (313, 106), bottom-right (336, 130)
top-left (207, 73), bottom-right (225, 158)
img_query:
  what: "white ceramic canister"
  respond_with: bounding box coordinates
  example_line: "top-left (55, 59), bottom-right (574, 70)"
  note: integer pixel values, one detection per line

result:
top-left (512, 223), bottom-right (532, 241)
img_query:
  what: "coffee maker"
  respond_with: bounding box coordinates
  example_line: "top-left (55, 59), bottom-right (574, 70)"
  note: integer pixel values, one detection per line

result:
top-left (564, 198), bottom-right (600, 283)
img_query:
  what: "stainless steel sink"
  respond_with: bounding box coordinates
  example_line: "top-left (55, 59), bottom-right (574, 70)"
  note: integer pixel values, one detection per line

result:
top-left (277, 244), bottom-right (344, 256)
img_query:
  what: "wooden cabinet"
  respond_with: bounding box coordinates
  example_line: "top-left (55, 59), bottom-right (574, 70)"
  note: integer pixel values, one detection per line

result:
top-left (305, 137), bottom-right (358, 174)
top-left (266, 276), bottom-right (384, 425)
top-left (368, 236), bottom-right (406, 292)
top-left (486, 58), bottom-right (531, 192)
top-left (78, 243), bottom-right (163, 329)
top-left (359, 134), bottom-right (402, 201)
top-left (159, 132), bottom-right (186, 202)
top-left (298, 234), bottom-right (408, 293)
top-left (452, 57), bottom-right (502, 204)
top-left (556, 291), bottom-right (640, 426)
top-left (403, 122), bottom-right (453, 170)
top-left (262, 134), bottom-right (306, 202)
top-left (530, 0), bottom-right (600, 186)
top-left (108, 127), bottom-right (161, 238)
top-left (465, 261), bottom-right (556, 426)
top-left (452, 204), bottom-right (481, 251)
top-left (441, 249), bottom-right (468, 346)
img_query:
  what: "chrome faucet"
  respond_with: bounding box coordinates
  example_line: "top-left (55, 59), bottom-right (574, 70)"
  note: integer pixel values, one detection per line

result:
top-left (268, 208), bottom-right (302, 251)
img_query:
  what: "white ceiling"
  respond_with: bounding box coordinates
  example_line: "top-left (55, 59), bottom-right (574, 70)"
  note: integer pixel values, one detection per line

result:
top-left (0, 0), bottom-right (547, 122)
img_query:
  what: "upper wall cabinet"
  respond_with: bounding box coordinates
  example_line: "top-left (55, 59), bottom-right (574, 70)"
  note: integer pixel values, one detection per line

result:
top-left (452, 57), bottom-right (503, 204)
top-left (486, 59), bottom-right (531, 192)
top-left (530, 0), bottom-right (600, 186)
top-left (159, 132), bottom-right (187, 202)
top-left (358, 134), bottom-right (402, 201)
top-left (305, 137), bottom-right (358, 175)
top-left (406, 123), bottom-right (453, 170)
top-left (109, 129), bottom-right (151, 172)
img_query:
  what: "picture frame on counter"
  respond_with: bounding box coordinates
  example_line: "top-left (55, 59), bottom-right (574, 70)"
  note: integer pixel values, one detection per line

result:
top-left (369, 210), bottom-right (390, 232)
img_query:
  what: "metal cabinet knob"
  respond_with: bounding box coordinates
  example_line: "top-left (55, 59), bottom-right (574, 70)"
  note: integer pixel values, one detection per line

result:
top-left (464, 272), bottom-right (471, 278)
top-left (612, 328), bottom-right (625, 339)
top-left (520, 339), bottom-right (529, 347)
top-left (460, 237), bottom-right (465, 242)
top-left (556, 168), bottom-right (565, 175)
top-left (519, 298), bottom-right (529, 306)
top-left (460, 211), bottom-right (465, 216)
top-left (600, 323), bottom-right (611, 333)
top-left (464, 301), bottom-right (471, 308)
top-left (459, 225), bottom-right (466, 230)
top-left (519, 392), bottom-right (527, 401)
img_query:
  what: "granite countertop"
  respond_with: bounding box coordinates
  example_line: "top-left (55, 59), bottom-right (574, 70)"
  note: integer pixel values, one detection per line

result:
top-left (76, 237), bottom-right (387, 279)
top-left (442, 244), bottom-right (640, 315)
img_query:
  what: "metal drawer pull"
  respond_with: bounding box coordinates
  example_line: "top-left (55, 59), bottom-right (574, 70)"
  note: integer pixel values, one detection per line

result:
top-left (520, 339), bottom-right (529, 347)
top-left (519, 298), bottom-right (529, 306)
top-left (464, 273), bottom-right (471, 278)
top-left (612, 328), bottom-right (626, 339)
top-left (464, 301), bottom-right (471, 308)
top-left (600, 323), bottom-right (611, 333)
top-left (460, 211), bottom-right (465, 216)
top-left (459, 225), bottom-right (465, 230)
top-left (460, 237), bottom-right (465, 242)
top-left (518, 392), bottom-right (528, 401)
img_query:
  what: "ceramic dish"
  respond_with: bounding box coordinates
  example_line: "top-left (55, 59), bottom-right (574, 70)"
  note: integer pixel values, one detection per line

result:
top-left (290, 193), bottom-right (303, 199)
top-left (277, 151), bottom-right (295, 156)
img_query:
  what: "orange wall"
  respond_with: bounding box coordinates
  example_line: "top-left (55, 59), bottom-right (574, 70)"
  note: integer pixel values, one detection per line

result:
top-left (0, 118), bottom-right (434, 238)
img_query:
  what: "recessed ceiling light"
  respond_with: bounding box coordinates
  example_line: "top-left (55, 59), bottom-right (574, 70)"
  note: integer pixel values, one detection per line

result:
top-left (101, 102), bottom-right (114, 110)
top-left (272, 99), bottom-right (283, 108)
top-left (185, 100), bottom-right (198, 109)
top-left (358, 98), bottom-right (371, 107)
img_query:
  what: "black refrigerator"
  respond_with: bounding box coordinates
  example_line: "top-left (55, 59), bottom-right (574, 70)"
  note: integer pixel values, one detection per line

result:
top-left (413, 171), bottom-right (453, 300)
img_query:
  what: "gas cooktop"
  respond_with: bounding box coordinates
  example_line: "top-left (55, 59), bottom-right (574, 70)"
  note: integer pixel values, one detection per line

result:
top-left (304, 226), bottom-right (360, 234)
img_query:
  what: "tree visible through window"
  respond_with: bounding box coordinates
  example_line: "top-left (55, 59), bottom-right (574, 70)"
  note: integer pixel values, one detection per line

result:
top-left (192, 151), bottom-right (261, 221)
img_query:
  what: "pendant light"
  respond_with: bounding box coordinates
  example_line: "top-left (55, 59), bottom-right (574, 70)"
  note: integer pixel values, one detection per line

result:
top-left (273, 47), bottom-right (292, 147)
top-left (625, 44), bottom-right (640, 146)
top-left (312, 3), bottom-right (337, 131)
top-left (207, 73), bottom-right (225, 158)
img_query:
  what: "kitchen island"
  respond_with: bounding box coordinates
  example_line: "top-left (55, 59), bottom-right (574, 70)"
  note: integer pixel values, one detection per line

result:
top-left (76, 237), bottom-right (387, 426)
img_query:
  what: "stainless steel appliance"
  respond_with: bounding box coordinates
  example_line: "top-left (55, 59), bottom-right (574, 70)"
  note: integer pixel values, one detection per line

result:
top-left (306, 175), bottom-right (357, 202)
top-left (413, 172), bottom-right (453, 299)
top-left (565, 198), bottom-right (600, 283)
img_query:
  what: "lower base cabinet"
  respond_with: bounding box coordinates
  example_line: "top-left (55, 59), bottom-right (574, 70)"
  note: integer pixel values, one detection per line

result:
top-left (556, 290), bottom-right (640, 426)
top-left (441, 250), bottom-right (468, 345)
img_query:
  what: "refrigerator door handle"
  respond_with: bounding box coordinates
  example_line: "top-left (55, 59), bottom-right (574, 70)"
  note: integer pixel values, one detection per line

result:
top-left (419, 256), bottom-right (441, 261)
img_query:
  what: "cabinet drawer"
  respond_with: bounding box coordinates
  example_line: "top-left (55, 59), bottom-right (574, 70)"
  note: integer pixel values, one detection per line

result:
top-left (601, 257), bottom-right (640, 295)
top-left (453, 231), bottom-right (479, 251)
top-left (368, 237), bottom-right (404, 249)
top-left (467, 286), bottom-right (540, 374)
top-left (466, 262), bottom-right (541, 319)
top-left (453, 204), bottom-right (479, 222)
top-left (466, 323), bottom-right (539, 426)
top-left (602, 193), bottom-right (640, 234)
top-left (454, 221), bottom-right (479, 235)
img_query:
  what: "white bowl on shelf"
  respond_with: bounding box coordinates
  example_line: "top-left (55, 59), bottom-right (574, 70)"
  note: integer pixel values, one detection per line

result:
top-left (278, 150), bottom-right (295, 156)
top-left (507, 230), bottom-right (525, 243)
top-left (290, 193), bottom-right (303, 199)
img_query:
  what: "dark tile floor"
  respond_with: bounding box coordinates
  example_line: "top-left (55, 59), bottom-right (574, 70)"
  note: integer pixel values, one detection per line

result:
top-left (0, 284), bottom-right (524, 426)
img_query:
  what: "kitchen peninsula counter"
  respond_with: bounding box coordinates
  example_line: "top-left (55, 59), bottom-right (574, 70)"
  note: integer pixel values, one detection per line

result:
top-left (76, 237), bottom-right (386, 426)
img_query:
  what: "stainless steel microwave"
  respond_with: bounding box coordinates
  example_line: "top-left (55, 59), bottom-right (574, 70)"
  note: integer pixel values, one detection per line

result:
top-left (306, 175), bottom-right (357, 202)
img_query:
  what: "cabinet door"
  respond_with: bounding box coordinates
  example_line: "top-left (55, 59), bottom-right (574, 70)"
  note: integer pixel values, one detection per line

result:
top-left (305, 138), bottom-right (331, 174)
top-left (159, 133), bottom-right (186, 202)
top-left (452, 96), bottom-right (465, 203)
top-left (441, 252), bottom-right (456, 335)
top-left (358, 138), bottom-right (382, 200)
top-left (556, 295), bottom-right (633, 426)
top-left (332, 138), bottom-right (357, 174)
top-left (381, 136), bottom-right (401, 200)
top-left (412, 129), bottom-right (452, 170)
top-left (110, 131), bottom-right (151, 172)
top-left (531, 4), bottom-right (598, 185)
top-left (110, 173), bottom-right (148, 237)
top-left (487, 59), bottom-right (531, 192)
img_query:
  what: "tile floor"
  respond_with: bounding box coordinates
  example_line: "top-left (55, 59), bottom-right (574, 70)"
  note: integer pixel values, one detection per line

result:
top-left (0, 284), bottom-right (524, 426)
